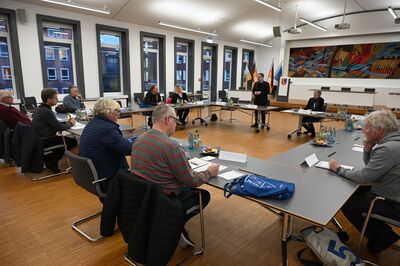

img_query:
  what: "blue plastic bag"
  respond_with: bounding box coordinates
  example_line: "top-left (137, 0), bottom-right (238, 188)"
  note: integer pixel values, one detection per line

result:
top-left (224, 174), bottom-right (295, 200)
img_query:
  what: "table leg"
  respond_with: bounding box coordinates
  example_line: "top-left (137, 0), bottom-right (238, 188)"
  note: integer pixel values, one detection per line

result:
top-left (281, 213), bottom-right (289, 266)
top-left (287, 115), bottom-right (303, 139)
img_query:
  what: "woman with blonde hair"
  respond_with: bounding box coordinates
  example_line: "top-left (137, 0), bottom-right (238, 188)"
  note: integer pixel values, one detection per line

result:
top-left (170, 85), bottom-right (189, 124)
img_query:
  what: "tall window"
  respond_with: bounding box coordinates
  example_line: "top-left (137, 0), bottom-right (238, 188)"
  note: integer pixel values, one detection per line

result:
top-left (0, 16), bottom-right (14, 91)
top-left (99, 32), bottom-right (122, 94)
top-left (176, 42), bottom-right (188, 91)
top-left (224, 49), bottom-right (232, 90)
top-left (143, 37), bottom-right (159, 92)
top-left (42, 23), bottom-right (75, 94)
top-left (201, 46), bottom-right (212, 99)
top-left (241, 49), bottom-right (254, 90)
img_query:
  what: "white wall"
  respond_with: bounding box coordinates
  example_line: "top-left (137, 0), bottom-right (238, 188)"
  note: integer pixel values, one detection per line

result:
top-left (1, 0), bottom-right (256, 102)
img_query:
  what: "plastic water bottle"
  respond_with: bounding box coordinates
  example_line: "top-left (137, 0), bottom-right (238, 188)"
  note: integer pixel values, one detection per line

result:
top-left (193, 130), bottom-right (200, 149)
top-left (188, 132), bottom-right (194, 150)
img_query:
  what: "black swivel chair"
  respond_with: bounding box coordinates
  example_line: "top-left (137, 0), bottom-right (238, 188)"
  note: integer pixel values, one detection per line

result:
top-left (65, 151), bottom-right (107, 242)
top-left (133, 93), bottom-right (144, 104)
top-left (321, 87), bottom-right (330, 91)
top-left (21, 96), bottom-right (37, 114)
top-left (218, 90), bottom-right (228, 102)
top-left (364, 88), bottom-right (376, 93)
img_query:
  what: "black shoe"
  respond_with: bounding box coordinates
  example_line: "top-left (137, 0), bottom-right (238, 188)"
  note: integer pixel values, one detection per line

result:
top-left (180, 228), bottom-right (195, 247)
top-left (250, 123), bottom-right (259, 128)
top-left (368, 232), bottom-right (399, 253)
top-left (310, 132), bottom-right (316, 138)
top-left (45, 162), bottom-right (60, 173)
top-left (261, 124), bottom-right (265, 129)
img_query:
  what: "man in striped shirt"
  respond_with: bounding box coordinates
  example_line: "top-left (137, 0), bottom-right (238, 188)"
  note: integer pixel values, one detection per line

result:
top-left (131, 104), bottom-right (219, 246)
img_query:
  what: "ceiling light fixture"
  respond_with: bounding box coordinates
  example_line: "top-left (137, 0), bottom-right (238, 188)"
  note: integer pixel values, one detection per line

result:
top-left (41, 0), bottom-right (110, 15)
top-left (158, 21), bottom-right (217, 36)
top-left (240, 39), bottom-right (272, 47)
top-left (254, 0), bottom-right (282, 12)
top-left (299, 18), bottom-right (327, 32)
top-left (388, 7), bottom-right (398, 19)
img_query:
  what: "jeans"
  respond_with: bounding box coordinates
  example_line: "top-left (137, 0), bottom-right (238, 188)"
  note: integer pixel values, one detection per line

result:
top-left (177, 187), bottom-right (210, 224)
top-left (254, 110), bottom-right (266, 125)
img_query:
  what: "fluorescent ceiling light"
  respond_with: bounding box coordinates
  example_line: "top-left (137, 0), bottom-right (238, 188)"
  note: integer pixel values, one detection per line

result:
top-left (300, 18), bottom-right (328, 32)
top-left (158, 22), bottom-right (217, 37)
top-left (254, 0), bottom-right (282, 12)
top-left (240, 39), bottom-right (272, 47)
top-left (41, 0), bottom-right (110, 15)
top-left (388, 7), bottom-right (398, 19)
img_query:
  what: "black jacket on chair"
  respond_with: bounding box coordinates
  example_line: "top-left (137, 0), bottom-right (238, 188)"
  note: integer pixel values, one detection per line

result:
top-left (0, 120), bottom-right (13, 164)
top-left (12, 122), bottom-right (43, 173)
top-left (100, 170), bottom-right (184, 266)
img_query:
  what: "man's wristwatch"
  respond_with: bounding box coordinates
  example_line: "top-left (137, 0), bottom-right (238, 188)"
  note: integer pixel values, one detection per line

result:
top-left (336, 167), bottom-right (342, 174)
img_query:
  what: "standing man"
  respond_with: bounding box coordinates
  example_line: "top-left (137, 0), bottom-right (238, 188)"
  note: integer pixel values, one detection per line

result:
top-left (63, 85), bottom-right (85, 110)
top-left (131, 104), bottom-right (219, 246)
top-left (251, 73), bottom-right (270, 129)
top-left (329, 110), bottom-right (400, 253)
top-left (0, 90), bottom-right (31, 127)
top-left (301, 90), bottom-right (325, 137)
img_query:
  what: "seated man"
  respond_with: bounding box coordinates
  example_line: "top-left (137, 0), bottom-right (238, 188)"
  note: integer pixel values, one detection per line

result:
top-left (144, 85), bottom-right (162, 127)
top-left (0, 90), bottom-right (31, 127)
top-left (62, 85), bottom-right (85, 110)
top-left (329, 110), bottom-right (400, 253)
top-left (130, 104), bottom-right (219, 246)
top-left (79, 98), bottom-right (133, 192)
top-left (301, 90), bottom-right (324, 137)
top-left (171, 85), bottom-right (189, 125)
top-left (32, 88), bottom-right (78, 173)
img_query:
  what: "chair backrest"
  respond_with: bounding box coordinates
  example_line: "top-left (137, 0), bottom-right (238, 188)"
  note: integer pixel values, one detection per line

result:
top-left (218, 90), bottom-right (228, 102)
top-left (168, 92), bottom-right (174, 98)
top-left (341, 87), bottom-right (351, 92)
top-left (321, 86), bottom-right (330, 91)
top-left (65, 151), bottom-right (106, 199)
top-left (364, 88), bottom-right (375, 93)
top-left (22, 96), bottom-right (37, 113)
top-left (238, 87), bottom-right (246, 90)
top-left (133, 93), bottom-right (144, 104)
top-left (230, 97), bottom-right (239, 103)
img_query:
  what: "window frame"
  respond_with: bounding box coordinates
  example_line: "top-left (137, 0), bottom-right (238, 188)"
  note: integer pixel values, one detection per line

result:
top-left (37, 15), bottom-right (85, 97)
top-left (200, 42), bottom-right (218, 101)
top-left (222, 45), bottom-right (238, 91)
top-left (140, 31), bottom-right (166, 96)
top-left (47, 67), bottom-right (57, 80)
top-left (241, 48), bottom-right (254, 90)
top-left (60, 67), bottom-right (69, 80)
top-left (174, 37), bottom-right (194, 93)
top-left (0, 8), bottom-right (24, 98)
top-left (96, 24), bottom-right (130, 98)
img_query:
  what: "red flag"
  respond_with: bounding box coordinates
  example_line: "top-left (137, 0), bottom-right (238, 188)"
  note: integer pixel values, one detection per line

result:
top-left (251, 63), bottom-right (257, 90)
top-left (268, 60), bottom-right (274, 93)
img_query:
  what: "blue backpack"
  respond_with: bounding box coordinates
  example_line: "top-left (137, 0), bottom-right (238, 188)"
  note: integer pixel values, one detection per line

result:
top-left (224, 174), bottom-right (295, 200)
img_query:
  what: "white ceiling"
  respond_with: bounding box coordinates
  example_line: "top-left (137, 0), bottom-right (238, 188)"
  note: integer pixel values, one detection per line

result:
top-left (15, 0), bottom-right (400, 43)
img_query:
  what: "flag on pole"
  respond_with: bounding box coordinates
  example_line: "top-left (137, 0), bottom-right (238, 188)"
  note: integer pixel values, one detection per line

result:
top-left (251, 62), bottom-right (257, 90)
top-left (268, 60), bottom-right (274, 93)
top-left (243, 64), bottom-right (252, 88)
top-left (274, 61), bottom-right (283, 84)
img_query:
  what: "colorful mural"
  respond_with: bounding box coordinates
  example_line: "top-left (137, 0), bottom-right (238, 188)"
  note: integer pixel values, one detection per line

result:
top-left (288, 42), bottom-right (400, 79)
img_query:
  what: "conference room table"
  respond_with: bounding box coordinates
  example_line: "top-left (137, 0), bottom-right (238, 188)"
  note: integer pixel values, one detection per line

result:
top-left (282, 109), bottom-right (345, 139)
top-left (185, 128), bottom-right (363, 265)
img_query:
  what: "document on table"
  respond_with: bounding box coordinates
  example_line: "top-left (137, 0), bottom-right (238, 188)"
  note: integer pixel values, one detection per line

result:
top-left (70, 122), bottom-right (85, 130)
top-left (352, 147), bottom-right (364, 152)
top-left (218, 170), bottom-right (245, 180)
top-left (193, 163), bottom-right (227, 173)
top-left (189, 158), bottom-right (209, 169)
top-left (315, 161), bottom-right (354, 170)
top-left (201, 156), bottom-right (216, 161)
top-left (219, 151), bottom-right (247, 163)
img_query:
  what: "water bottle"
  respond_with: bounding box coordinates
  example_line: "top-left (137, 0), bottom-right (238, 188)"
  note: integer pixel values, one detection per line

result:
top-left (188, 132), bottom-right (194, 150)
top-left (127, 101), bottom-right (132, 110)
top-left (319, 124), bottom-right (325, 141)
top-left (193, 130), bottom-right (200, 149)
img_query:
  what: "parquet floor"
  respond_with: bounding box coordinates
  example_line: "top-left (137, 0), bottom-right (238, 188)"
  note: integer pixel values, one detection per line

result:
top-left (0, 109), bottom-right (398, 265)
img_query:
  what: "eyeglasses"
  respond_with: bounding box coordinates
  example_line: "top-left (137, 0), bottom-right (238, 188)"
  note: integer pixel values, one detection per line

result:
top-left (114, 109), bottom-right (121, 114)
top-left (168, 116), bottom-right (179, 123)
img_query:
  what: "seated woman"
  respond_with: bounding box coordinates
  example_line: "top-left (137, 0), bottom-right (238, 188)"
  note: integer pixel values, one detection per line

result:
top-left (170, 85), bottom-right (189, 125)
top-left (301, 90), bottom-right (325, 137)
top-left (79, 98), bottom-right (133, 192)
top-left (32, 88), bottom-right (78, 173)
top-left (144, 85), bottom-right (162, 127)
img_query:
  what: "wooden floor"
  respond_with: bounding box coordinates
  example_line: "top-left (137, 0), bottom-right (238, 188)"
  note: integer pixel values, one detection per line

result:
top-left (1, 110), bottom-right (399, 265)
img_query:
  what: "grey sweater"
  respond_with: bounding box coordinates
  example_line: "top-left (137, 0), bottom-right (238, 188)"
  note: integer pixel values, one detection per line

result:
top-left (63, 95), bottom-right (85, 110)
top-left (338, 130), bottom-right (400, 201)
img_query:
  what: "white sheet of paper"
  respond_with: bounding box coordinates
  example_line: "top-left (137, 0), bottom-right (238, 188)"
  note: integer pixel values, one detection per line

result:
top-left (353, 144), bottom-right (364, 148)
top-left (70, 122), bottom-right (85, 130)
top-left (352, 147), bottom-right (364, 153)
top-left (245, 104), bottom-right (258, 109)
top-left (305, 153), bottom-right (319, 167)
top-left (315, 161), bottom-right (354, 170)
top-left (219, 150), bottom-right (247, 163)
top-left (218, 170), bottom-right (245, 180)
top-left (201, 156), bottom-right (216, 161)
top-left (193, 163), bottom-right (227, 173)
top-left (189, 158), bottom-right (209, 169)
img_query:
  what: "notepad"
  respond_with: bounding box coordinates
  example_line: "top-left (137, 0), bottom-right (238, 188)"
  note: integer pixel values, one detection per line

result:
top-left (193, 163), bottom-right (227, 173)
top-left (315, 161), bottom-right (354, 170)
top-left (218, 170), bottom-right (245, 180)
top-left (352, 147), bottom-right (364, 153)
top-left (189, 158), bottom-right (209, 169)
top-left (70, 122), bottom-right (85, 130)
top-left (219, 151), bottom-right (247, 163)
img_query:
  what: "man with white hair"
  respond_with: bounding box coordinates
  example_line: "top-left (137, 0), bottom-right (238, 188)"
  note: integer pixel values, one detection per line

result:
top-left (62, 85), bottom-right (85, 110)
top-left (79, 98), bottom-right (133, 192)
top-left (330, 110), bottom-right (400, 253)
top-left (131, 104), bottom-right (219, 246)
top-left (0, 90), bottom-right (31, 127)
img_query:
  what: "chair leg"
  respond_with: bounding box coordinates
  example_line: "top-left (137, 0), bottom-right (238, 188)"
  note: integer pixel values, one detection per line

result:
top-left (124, 253), bottom-right (138, 266)
top-left (31, 167), bottom-right (71, 181)
top-left (72, 211), bottom-right (104, 242)
top-left (356, 196), bottom-right (384, 253)
top-left (193, 190), bottom-right (205, 256)
top-left (331, 217), bottom-right (343, 231)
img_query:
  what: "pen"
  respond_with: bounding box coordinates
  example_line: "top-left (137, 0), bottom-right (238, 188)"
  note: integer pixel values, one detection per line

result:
top-left (238, 168), bottom-right (257, 175)
top-left (354, 137), bottom-right (360, 141)
top-left (327, 152), bottom-right (336, 157)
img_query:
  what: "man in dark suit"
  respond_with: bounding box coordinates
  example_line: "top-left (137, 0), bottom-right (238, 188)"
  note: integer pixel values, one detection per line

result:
top-left (302, 90), bottom-right (325, 137)
top-left (251, 73), bottom-right (270, 129)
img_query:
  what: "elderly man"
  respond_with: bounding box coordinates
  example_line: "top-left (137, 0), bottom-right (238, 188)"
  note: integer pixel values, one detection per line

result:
top-left (79, 98), bottom-right (133, 192)
top-left (63, 85), bottom-right (85, 110)
top-left (0, 90), bottom-right (31, 127)
top-left (131, 104), bottom-right (219, 246)
top-left (329, 110), bottom-right (400, 253)
top-left (301, 90), bottom-right (325, 137)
